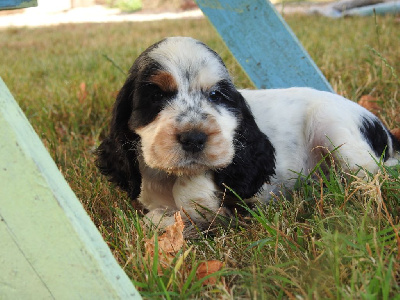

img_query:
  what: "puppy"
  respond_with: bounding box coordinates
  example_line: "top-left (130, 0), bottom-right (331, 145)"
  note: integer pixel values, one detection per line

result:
top-left (96, 37), bottom-right (399, 232)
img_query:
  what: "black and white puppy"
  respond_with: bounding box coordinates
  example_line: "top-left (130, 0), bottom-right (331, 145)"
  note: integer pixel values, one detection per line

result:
top-left (96, 37), bottom-right (400, 230)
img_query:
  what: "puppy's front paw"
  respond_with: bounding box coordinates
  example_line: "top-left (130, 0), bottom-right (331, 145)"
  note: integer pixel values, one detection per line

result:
top-left (143, 207), bottom-right (178, 230)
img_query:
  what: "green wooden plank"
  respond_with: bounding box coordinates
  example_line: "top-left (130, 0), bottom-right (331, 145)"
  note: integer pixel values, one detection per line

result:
top-left (0, 77), bottom-right (141, 299)
top-left (0, 0), bottom-right (37, 10)
top-left (196, 0), bottom-right (333, 91)
top-left (1, 226), bottom-right (53, 298)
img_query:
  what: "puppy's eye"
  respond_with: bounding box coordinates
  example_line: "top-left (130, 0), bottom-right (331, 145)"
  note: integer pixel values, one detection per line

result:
top-left (151, 91), bottom-right (165, 101)
top-left (208, 90), bottom-right (225, 103)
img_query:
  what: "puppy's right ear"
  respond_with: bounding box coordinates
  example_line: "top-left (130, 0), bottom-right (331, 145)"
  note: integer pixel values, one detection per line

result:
top-left (214, 91), bottom-right (276, 200)
top-left (95, 74), bottom-right (142, 200)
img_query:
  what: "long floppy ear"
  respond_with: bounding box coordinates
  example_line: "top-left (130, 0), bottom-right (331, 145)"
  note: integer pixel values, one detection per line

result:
top-left (214, 93), bottom-right (275, 200)
top-left (95, 74), bottom-right (142, 200)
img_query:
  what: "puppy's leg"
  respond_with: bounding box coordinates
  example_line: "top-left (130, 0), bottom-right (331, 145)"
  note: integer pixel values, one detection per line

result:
top-left (172, 172), bottom-right (228, 230)
top-left (318, 127), bottom-right (382, 176)
top-left (139, 176), bottom-right (180, 231)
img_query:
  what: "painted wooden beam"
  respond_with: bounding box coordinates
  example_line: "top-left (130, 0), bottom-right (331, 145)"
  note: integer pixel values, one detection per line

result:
top-left (344, 1), bottom-right (400, 16)
top-left (196, 0), bottom-right (333, 92)
top-left (0, 0), bottom-right (37, 9)
top-left (0, 77), bottom-right (141, 299)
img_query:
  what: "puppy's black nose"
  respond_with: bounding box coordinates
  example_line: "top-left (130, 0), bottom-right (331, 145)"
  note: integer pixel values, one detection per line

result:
top-left (178, 131), bottom-right (207, 153)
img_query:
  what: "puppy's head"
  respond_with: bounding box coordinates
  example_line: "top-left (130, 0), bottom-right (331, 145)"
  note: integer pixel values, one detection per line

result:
top-left (129, 37), bottom-right (240, 174)
top-left (97, 37), bottom-right (275, 200)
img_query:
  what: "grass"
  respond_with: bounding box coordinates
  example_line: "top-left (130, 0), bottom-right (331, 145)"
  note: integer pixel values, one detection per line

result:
top-left (1, 14), bottom-right (400, 299)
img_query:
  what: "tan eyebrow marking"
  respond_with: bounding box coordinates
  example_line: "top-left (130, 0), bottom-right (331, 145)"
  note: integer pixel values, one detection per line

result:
top-left (149, 71), bottom-right (178, 92)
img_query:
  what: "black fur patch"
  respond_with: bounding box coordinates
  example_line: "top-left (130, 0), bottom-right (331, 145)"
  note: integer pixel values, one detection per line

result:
top-left (205, 80), bottom-right (247, 116)
top-left (214, 92), bottom-right (276, 200)
top-left (360, 116), bottom-right (390, 161)
top-left (129, 60), bottom-right (177, 128)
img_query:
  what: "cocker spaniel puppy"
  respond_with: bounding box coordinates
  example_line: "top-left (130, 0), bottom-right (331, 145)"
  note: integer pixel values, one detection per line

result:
top-left (96, 37), bottom-right (400, 232)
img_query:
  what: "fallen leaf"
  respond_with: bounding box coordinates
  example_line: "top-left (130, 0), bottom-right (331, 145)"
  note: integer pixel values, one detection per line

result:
top-left (78, 81), bottom-right (88, 103)
top-left (156, 212), bottom-right (185, 253)
top-left (391, 128), bottom-right (400, 141)
top-left (359, 95), bottom-right (381, 115)
top-left (144, 212), bottom-right (185, 273)
top-left (196, 260), bottom-right (223, 285)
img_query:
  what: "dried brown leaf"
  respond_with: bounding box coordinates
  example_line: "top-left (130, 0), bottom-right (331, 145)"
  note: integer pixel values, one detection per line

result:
top-left (196, 260), bottom-right (223, 285)
top-left (359, 95), bottom-right (381, 115)
top-left (390, 128), bottom-right (400, 141)
top-left (78, 82), bottom-right (88, 103)
top-left (144, 212), bottom-right (185, 273)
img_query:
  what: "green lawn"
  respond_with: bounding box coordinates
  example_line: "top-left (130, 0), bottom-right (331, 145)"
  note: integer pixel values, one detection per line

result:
top-left (1, 15), bottom-right (399, 299)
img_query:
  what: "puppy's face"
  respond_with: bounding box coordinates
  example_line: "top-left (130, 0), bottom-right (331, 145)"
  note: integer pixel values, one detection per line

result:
top-left (127, 37), bottom-right (242, 175)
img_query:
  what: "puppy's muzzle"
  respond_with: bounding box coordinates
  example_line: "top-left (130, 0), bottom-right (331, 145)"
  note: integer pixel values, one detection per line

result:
top-left (177, 130), bottom-right (208, 153)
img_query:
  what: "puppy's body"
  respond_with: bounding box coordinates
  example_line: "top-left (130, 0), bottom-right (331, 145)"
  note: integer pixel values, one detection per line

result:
top-left (242, 88), bottom-right (399, 197)
top-left (96, 37), bottom-right (400, 232)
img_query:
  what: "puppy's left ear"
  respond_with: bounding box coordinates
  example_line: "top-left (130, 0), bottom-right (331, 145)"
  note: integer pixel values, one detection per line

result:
top-left (214, 93), bottom-right (275, 199)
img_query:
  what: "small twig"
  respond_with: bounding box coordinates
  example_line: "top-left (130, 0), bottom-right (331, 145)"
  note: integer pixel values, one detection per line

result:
top-left (102, 53), bottom-right (127, 75)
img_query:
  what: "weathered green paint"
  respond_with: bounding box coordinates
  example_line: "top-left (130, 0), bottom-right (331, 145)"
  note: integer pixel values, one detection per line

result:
top-left (0, 77), bottom-right (141, 299)
top-left (0, 0), bottom-right (37, 10)
top-left (196, 0), bottom-right (333, 91)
